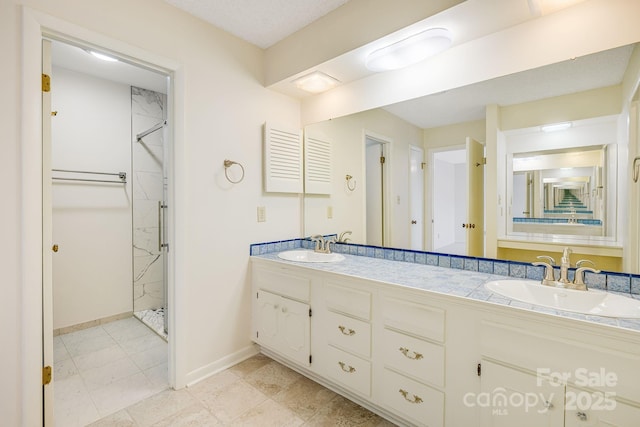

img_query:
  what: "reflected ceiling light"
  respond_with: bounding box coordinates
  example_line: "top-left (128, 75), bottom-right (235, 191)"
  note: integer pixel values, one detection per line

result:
top-left (541, 122), bottom-right (572, 132)
top-left (365, 28), bottom-right (453, 72)
top-left (292, 71), bottom-right (340, 94)
top-left (88, 50), bottom-right (119, 62)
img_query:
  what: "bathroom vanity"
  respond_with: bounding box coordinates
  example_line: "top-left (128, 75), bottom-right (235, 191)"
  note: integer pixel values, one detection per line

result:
top-left (250, 252), bottom-right (640, 427)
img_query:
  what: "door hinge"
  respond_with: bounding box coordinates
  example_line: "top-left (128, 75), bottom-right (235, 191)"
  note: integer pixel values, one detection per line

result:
top-left (256, 291), bottom-right (259, 299)
top-left (421, 162), bottom-right (426, 170)
top-left (256, 331), bottom-right (259, 339)
top-left (43, 365), bottom-right (52, 385)
top-left (309, 308), bottom-right (312, 317)
top-left (475, 157), bottom-right (487, 167)
top-left (477, 363), bottom-right (482, 377)
top-left (309, 355), bottom-right (312, 364)
top-left (42, 74), bottom-right (51, 92)
top-left (380, 156), bottom-right (386, 164)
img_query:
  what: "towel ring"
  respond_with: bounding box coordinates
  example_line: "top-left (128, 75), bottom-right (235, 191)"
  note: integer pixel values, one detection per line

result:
top-left (633, 156), bottom-right (640, 183)
top-left (224, 159), bottom-right (245, 184)
top-left (345, 174), bottom-right (356, 191)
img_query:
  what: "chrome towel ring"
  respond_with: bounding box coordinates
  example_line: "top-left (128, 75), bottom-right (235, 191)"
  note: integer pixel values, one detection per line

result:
top-left (224, 159), bottom-right (245, 184)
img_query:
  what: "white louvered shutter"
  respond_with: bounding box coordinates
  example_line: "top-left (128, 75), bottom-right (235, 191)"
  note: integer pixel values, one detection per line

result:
top-left (304, 135), bottom-right (332, 194)
top-left (263, 123), bottom-right (303, 193)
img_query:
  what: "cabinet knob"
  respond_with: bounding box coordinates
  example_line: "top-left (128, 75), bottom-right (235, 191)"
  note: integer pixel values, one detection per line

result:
top-left (411, 220), bottom-right (417, 224)
top-left (52, 244), bottom-right (59, 252)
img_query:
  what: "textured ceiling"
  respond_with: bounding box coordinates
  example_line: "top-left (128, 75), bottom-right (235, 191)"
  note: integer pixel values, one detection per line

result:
top-left (164, 0), bottom-right (350, 48)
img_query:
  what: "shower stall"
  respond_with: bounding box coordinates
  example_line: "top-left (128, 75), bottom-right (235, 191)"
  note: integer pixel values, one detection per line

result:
top-left (131, 86), bottom-right (169, 339)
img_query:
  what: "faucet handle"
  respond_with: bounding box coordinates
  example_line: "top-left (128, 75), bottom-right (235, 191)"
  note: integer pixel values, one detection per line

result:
top-left (576, 259), bottom-right (595, 268)
top-left (536, 255), bottom-right (556, 265)
top-left (573, 266), bottom-right (601, 289)
top-left (310, 234), bottom-right (325, 251)
top-left (532, 261), bottom-right (556, 284)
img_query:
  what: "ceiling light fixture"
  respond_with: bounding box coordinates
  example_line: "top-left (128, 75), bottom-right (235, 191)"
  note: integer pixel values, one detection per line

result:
top-left (293, 71), bottom-right (340, 94)
top-left (541, 122), bottom-right (572, 132)
top-left (365, 28), bottom-right (453, 72)
top-left (88, 50), bottom-right (119, 62)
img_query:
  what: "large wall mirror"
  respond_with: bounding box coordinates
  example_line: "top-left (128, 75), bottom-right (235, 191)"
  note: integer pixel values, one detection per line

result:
top-left (303, 41), bottom-right (640, 273)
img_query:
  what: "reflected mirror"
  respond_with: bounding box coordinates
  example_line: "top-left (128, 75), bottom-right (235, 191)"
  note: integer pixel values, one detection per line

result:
top-left (303, 42), bottom-right (638, 272)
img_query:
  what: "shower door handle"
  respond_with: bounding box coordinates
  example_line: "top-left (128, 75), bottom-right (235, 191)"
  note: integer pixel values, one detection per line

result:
top-left (158, 201), bottom-right (168, 252)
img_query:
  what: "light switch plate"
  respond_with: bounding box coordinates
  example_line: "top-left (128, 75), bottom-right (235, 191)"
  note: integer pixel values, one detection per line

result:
top-left (327, 206), bottom-right (333, 219)
top-left (257, 206), bottom-right (266, 222)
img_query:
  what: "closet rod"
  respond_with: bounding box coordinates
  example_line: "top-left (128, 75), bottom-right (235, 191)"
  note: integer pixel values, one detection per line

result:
top-left (136, 120), bottom-right (166, 141)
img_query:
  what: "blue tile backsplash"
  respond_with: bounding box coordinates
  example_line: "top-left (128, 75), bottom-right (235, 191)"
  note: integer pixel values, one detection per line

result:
top-left (249, 237), bottom-right (640, 295)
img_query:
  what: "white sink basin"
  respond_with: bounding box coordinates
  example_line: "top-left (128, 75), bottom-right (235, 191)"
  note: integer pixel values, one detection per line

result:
top-left (485, 279), bottom-right (640, 318)
top-left (277, 250), bottom-right (345, 263)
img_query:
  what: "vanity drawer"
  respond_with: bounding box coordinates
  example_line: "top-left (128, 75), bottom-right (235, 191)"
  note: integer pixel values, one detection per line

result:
top-left (380, 368), bottom-right (444, 427)
top-left (253, 265), bottom-right (310, 302)
top-left (326, 311), bottom-right (371, 358)
top-left (382, 296), bottom-right (445, 343)
top-left (324, 281), bottom-right (371, 320)
top-left (326, 345), bottom-right (371, 397)
top-left (382, 328), bottom-right (444, 388)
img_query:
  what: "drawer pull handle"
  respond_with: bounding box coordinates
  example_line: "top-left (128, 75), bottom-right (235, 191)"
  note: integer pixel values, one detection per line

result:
top-left (399, 389), bottom-right (423, 404)
top-left (576, 411), bottom-right (587, 421)
top-left (399, 347), bottom-right (424, 360)
top-left (338, 361), bottom-right (356, 373)
top-left (338, 325), bottom-right (356, 336)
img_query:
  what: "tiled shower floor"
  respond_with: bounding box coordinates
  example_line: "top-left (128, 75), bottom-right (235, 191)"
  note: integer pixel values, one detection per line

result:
top-left (135, 308), bottom-right (168, 340)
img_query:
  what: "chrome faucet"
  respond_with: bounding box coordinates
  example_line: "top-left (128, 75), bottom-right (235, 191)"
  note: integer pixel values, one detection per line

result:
top-left (338, 230), bottom-right (352, 243)
top-left (531, 247), bottom-right (600, 291)
top-left (311, 234), bottom-right (335, 254)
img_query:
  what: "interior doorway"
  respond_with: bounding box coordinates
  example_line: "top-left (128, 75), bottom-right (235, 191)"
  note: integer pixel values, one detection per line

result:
top-left (45, 38), bottom-right (172, 425)
top-left (431, 148), bottom-right (467, 255)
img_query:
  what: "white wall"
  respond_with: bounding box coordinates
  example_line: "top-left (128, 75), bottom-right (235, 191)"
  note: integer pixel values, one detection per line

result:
top-left (51, 66), bottom-right (133, 329)
top-left (6, 0), bottom-right (301, 422)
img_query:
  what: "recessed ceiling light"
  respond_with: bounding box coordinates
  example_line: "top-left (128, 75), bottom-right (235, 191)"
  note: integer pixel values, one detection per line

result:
top-left (365, 28), bottom-right (453, 72)
top-left (293, 71), bottom-right (340, 94)
top-left (541, 122), bottom-right (572, 132)
top-left (88, 50), bottom-right (119, 62)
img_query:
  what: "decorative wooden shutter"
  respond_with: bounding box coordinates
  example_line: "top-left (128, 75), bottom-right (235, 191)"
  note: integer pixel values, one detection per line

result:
top-left (263, 123), bottom-right (303, 193)
top-left (304, 135), bottom-right (332, 194)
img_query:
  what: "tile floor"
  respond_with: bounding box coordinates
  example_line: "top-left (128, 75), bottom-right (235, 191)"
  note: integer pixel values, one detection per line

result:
top-left (54, 317), bottom-right (169, 426)
top-left (88, 353), bottom-right (395, 426)
top-left (56, 317), bottom-right (395, 426)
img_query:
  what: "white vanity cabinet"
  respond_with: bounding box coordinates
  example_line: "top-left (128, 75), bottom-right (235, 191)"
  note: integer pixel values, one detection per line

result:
top-left (250, 257), bottom-right (640, 427)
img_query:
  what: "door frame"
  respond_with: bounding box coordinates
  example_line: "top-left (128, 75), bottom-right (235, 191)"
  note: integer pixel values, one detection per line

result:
top-left (362, 130), bottom-right (393, 247)
top-left (22, 8), bottom-right (186, 424)
top-left (409, 145), bottom-right (425, 251)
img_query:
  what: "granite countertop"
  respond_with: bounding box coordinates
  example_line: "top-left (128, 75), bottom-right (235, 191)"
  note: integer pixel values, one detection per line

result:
top-left (252, 252), bottom-right (640, 333)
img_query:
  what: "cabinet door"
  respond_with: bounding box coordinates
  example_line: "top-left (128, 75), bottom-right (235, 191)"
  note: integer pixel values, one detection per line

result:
top-left (256, 289), bottom-right (281, 349)
top-left (279, 296), bottom-right (311, 366)
top-left (565, 386), bottom-right (640, 427)
top-left (256, 289), bottom-right (311, 367)
top-left (480, 360), bottom-right (564, 427)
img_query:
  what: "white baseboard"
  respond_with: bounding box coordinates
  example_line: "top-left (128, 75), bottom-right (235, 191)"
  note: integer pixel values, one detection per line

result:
top-left (185, 343), bottom-right (259, 386)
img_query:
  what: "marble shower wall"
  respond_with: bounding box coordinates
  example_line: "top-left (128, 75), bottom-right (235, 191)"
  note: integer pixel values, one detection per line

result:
top-left (132, 87), bottom-right (166, 312)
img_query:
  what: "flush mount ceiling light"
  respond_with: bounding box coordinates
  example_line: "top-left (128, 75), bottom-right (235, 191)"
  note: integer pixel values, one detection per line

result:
top-left (88, 50), bottom-right (119, 62)
top-left (365, 28), bottom-right (453, 72)
top-left (541, 122), bottom-right (572, 132)
top-left (293, 71), bottom-right (340, 94)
